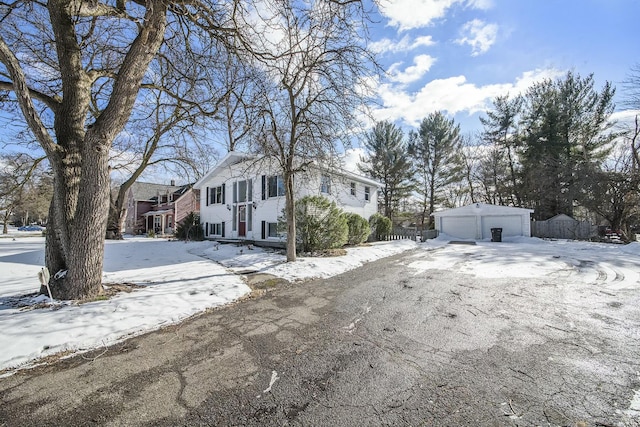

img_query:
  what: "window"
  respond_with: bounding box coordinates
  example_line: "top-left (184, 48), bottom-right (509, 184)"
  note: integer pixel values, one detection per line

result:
top-left (210, 186), bottom-right (223, 204)
top-left (238, 180), bottom-right (247, 202)
top-left (320, 175), bottom-right (331, 194)
top-left (268, 222), bottom-right (278, 238)
top-left (268, 175), bottom-right (285, 198)
top-left (232, 205), bottom-right (237, 231)
top-left (364, 186), bottom-right (370, 202)
top-left (209, 223), bottom-right (222, 236)
top-left (233, 179), bottom-right (252, 203)
top-left (350, 182), bottom-right (356, 196)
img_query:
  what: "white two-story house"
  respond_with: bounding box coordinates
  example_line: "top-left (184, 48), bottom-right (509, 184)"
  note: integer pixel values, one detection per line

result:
top-left (193, 152), bottom-right (380, 245)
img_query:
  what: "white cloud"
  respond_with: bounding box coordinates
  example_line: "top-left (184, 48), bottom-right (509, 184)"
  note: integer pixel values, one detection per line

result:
top-left (379, 0), bottom-right (463, 31)
top-left (466, 0), bottom-right (494, 9)
top-left (456, 19), bottom-right (499, 56)
top-left (379, 0), bottom-right (492, 31)
top-left (414, 35), bottom-right (436, 48)
top-left (388, 54), bottom-right (437, 84)
top-left (340, 147), bottom-right (367, 173)
top-left (370, 35), bottom-right (436, 54)
top-left (373, 68), bottom-right (564, 127)
top-left (610, 109), bottom-right (640, 131)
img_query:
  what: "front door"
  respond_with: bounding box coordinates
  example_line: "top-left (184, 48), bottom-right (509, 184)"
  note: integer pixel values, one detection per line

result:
top-left (238, 205), bottom-right (246, 237)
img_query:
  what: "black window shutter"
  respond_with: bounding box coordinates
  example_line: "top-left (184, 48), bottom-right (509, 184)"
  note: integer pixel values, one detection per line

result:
top-left (261, 175), bottom-right (266, 200)
top-left (206, 187), bottom-right (209, 206)
top-left (205, 222), bottom-right (209, 237)
top-left (261, 221), bottom-right (266, 239)
top-left (222, 221), bottom-right (225, 238)
top-left (222, 183), bottom-right (226, 204)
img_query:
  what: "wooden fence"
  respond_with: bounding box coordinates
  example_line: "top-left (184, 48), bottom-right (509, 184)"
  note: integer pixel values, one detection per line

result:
top-left (531, 219), bottom-right (596, 240)
top-left (371, 227), bottom-right (419, 242)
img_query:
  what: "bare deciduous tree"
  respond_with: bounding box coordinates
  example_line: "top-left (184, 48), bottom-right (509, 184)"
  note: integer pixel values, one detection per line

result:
top-left (0, 0), bottom-right (238, 299)
top-left (0, 152), bottom-right (47, 233)
top-left (242, 0), bottom-right (378, 261)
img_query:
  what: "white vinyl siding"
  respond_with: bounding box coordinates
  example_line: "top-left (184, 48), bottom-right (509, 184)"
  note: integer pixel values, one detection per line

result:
top-left (480, 215), bottom-right (523, 239)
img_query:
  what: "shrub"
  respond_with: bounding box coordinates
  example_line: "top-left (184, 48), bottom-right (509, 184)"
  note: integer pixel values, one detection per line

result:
top-left (369, 213), bottom-right (392, 241)
top-left (296, 196), bottom-right (348, 252)
top-left (345, 212), bottom-right (371, 245)
top-left (175, 212), bottom-right (204, 241)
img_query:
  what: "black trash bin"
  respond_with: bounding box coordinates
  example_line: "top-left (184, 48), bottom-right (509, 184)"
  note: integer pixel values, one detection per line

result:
top-left (491, 227), bottom-right (502, 242)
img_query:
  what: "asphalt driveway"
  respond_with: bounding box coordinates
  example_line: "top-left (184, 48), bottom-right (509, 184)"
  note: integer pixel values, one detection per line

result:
top-left (1, 244), bottom-right (639, 426)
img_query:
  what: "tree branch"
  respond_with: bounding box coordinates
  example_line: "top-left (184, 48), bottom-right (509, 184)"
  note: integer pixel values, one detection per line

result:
top-left (0, 34), bottom-right (58, 156)
top-left (0, 80), bottom-right (62, 111)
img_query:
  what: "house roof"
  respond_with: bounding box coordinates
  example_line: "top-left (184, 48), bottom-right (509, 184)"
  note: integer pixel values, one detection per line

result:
top-left (142, 209), bottom-right (173, 216)
top-left (432, 203), bottom-right (534, 217)
top-left (546, 213), bottom-right (576, 222)
top-left (129, 182), bottom-right (191, 201)
top-left (316, 165), bottom-right (382, 188)
top-left (194, 151), bottom-right (382, 189)
top-left (193, 151), bottom-right (257, 190)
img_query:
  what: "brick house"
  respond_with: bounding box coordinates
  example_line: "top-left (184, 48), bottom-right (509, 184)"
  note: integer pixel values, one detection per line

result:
top-left (123, 181), bottom-right (200, 235)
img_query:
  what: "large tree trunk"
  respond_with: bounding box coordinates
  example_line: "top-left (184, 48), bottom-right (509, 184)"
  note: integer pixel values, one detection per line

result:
top-left (42, 136), bottom-right (111, 299)
top-left (285, 170), bottom-right (296, 262)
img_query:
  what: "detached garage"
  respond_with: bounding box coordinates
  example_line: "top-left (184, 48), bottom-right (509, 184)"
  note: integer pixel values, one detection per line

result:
top-left (432, 203), bottom-right (534, 241)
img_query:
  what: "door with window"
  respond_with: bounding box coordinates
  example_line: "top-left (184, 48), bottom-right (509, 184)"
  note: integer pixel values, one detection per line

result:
top-left (238, 205), bottom-right (247, 237)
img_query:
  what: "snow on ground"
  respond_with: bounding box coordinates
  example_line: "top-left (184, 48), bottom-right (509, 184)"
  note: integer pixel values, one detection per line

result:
top-left (409, 235), bottom-right (640, 290)
top-left (200, 239), bottom-right (418, 281)
top-left (0, 236), bottom-right (416, 372)
top-left (1, 232), bottom-right (639, 374)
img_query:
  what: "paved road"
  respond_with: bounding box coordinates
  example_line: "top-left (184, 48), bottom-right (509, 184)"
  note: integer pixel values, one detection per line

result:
top-left (1, 249), bottom-right (639, 426)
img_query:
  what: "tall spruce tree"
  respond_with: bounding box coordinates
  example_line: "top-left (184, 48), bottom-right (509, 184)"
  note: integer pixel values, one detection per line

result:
top-left (519, 72), bottom-right (616, 219)
top-left (359, 121), bottom-right (414, 222)
top-left (480, 95), bottom-right (524, 206)
top-left (408, 112), bottom-right (463, 229)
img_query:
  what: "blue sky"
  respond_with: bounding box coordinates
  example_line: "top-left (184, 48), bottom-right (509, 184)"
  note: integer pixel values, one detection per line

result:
top-left (365, 0), bottom-right (639, 134)
top-left (1, 0), bottom-right (637, 180)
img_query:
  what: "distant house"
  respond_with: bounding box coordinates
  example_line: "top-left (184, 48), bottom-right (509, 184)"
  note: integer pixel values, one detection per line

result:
top-left (432, 203), bottom-right (534, 240)
top-left (193, 152), bottom-right (380, 245)
top-left (123, 181), bottom-right (200, 235)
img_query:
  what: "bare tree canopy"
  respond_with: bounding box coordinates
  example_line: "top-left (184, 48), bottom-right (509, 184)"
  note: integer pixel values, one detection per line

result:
top-left (0, 0), bottom-right (241, 299)
top-left (243, 0), bottom-right (379, 261)
top-left (0, 152), bottom-right (48, 233)
top-left (0, 0), bottom-right (378, 297)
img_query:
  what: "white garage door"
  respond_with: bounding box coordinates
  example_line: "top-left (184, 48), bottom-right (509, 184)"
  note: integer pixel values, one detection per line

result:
top-left (441, 216), bottom-right (477, 239)
top-left (481, 215), bottom-right (523, 239)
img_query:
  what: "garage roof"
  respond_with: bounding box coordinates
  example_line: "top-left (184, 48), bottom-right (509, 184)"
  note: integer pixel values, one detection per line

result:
top-left (432, 203), bottom-right (534, 217)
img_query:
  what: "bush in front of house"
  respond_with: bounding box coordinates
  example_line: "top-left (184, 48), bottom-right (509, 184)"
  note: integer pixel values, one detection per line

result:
top-left (345, 212), bottom-right (371, 245)
top-left (296, 196), bottom-right (348, 252)
top-left (369, 213), bottom-right (392, 241)
top-left (175, 212), bottom-right (204, 241)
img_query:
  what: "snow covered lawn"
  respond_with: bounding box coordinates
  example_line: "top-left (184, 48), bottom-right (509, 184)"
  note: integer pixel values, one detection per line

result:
top-left (0, 236), bottom-right (416, 372)
top-left (2, 233), bottom-right (638, 374)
